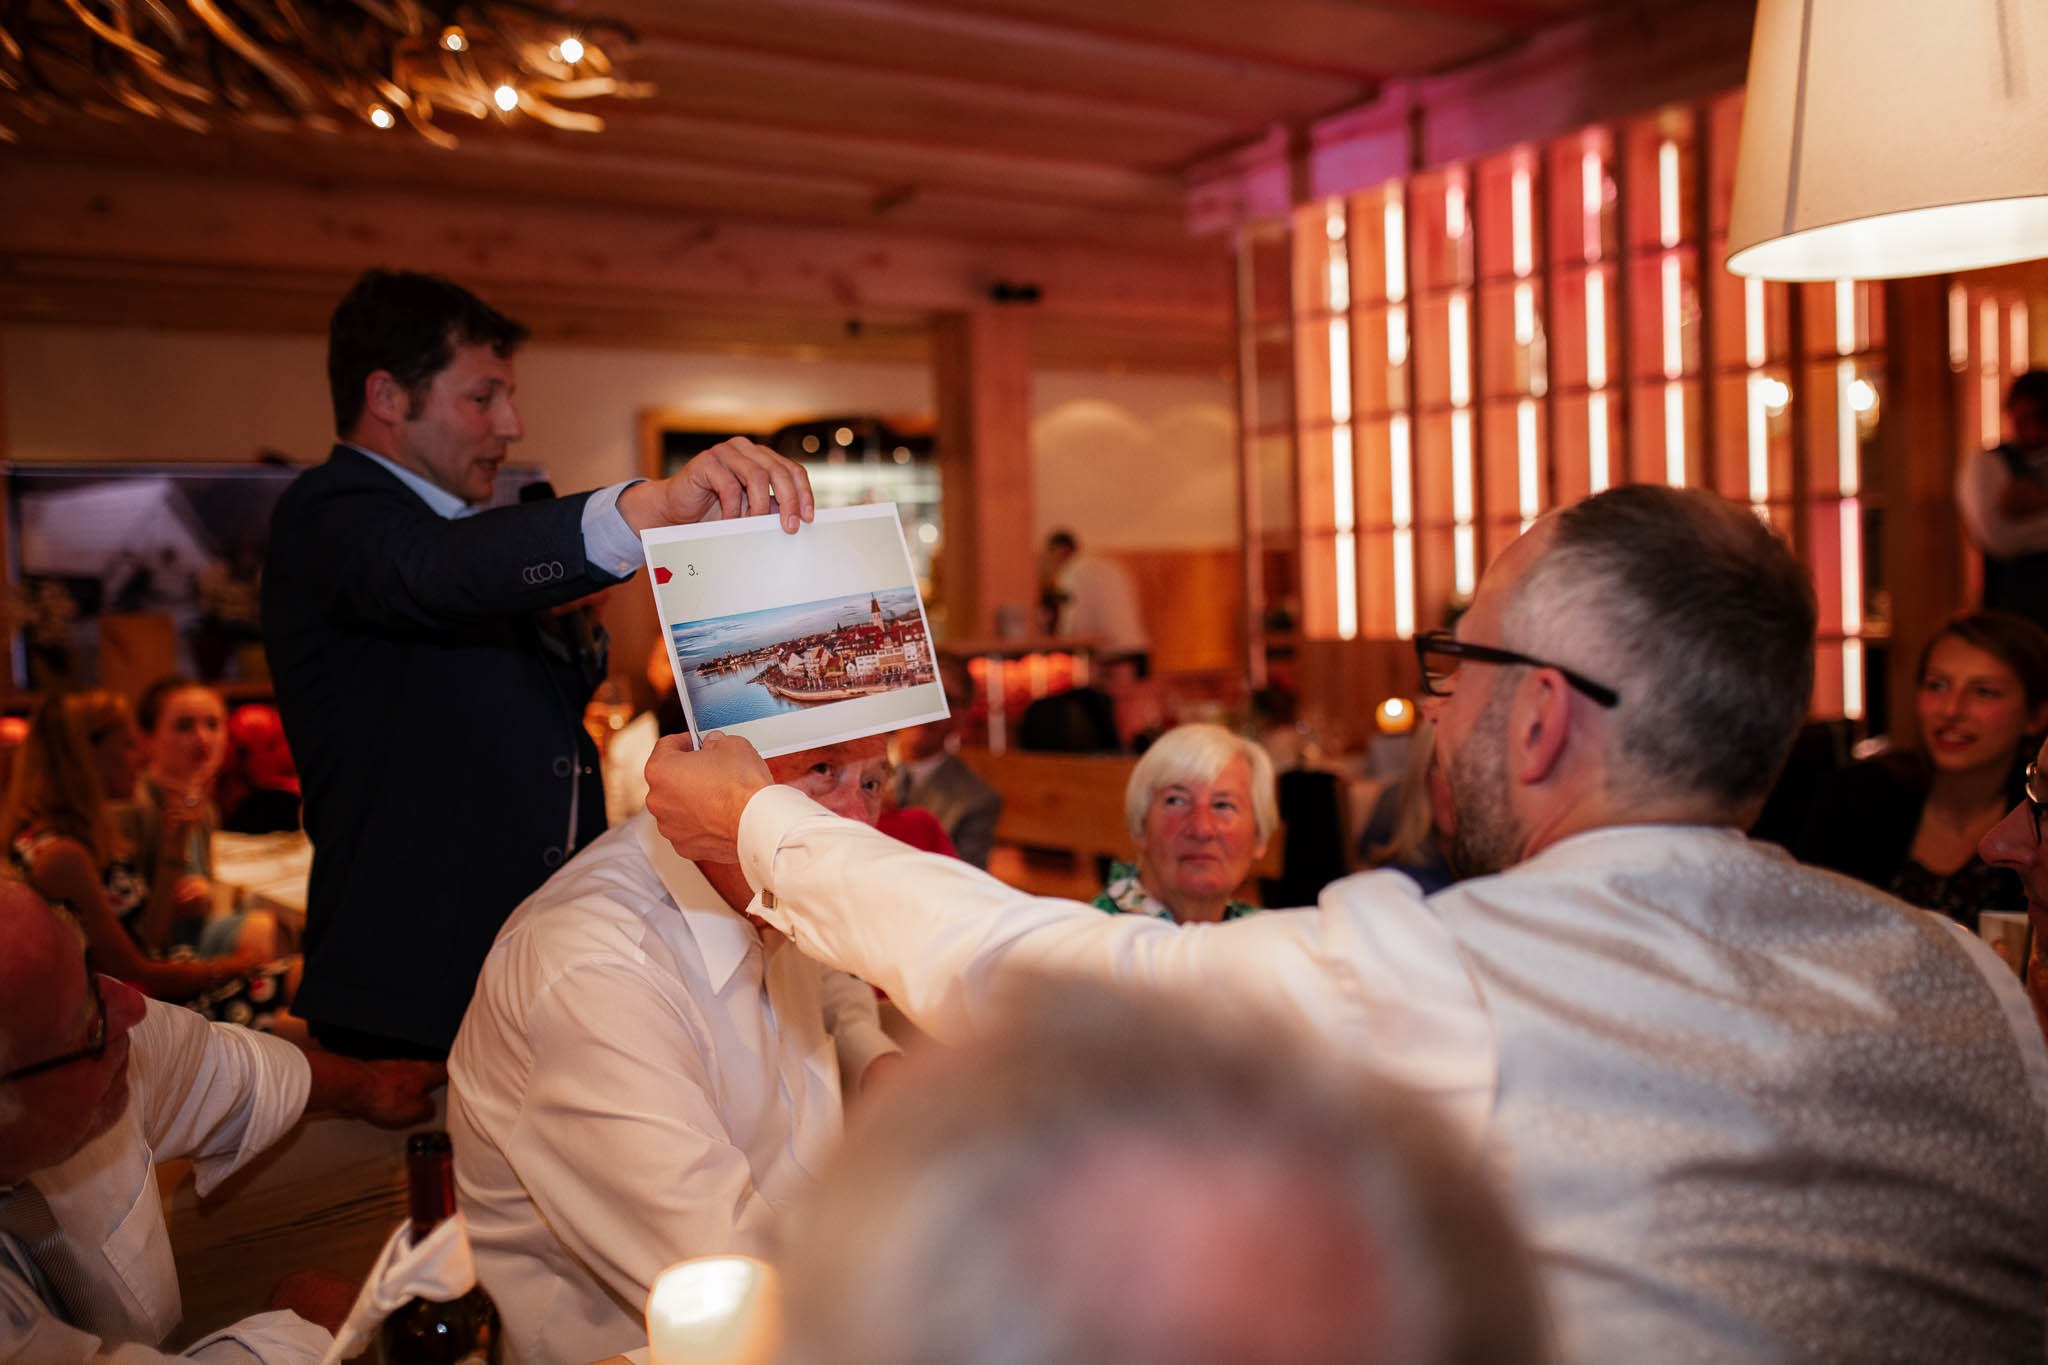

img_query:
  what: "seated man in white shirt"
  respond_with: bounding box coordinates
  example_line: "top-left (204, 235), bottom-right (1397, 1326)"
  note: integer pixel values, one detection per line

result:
top-left (447, 737), bottom-right (901, 1365)
top-left (648, 485), bottom-right (2048, 1364)
top-left (0, 883), bottom-right (439, 1365)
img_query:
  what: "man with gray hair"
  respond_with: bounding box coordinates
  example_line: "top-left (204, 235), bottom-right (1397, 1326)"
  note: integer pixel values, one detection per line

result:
top-left (781, 977), bottom-right (1544, 1365)
top-left (648, 485), bottom-right (2048, 1361)
top-left (0, 883), bottom-right (437, 1364)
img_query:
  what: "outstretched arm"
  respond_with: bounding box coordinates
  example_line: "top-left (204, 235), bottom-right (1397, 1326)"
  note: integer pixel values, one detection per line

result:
top-left (277, 439), bottom-right (816, 637)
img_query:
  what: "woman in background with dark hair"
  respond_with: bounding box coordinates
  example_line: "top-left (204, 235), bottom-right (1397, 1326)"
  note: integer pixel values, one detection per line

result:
top-left (1796, 611), bottom-right (2048, 930)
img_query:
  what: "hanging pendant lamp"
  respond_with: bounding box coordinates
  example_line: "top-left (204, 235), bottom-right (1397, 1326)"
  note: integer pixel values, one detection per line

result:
top-left (1727, 0), bottom-right (2048, 280)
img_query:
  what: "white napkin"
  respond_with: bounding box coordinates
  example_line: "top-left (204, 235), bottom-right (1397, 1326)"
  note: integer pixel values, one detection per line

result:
top-left (316, 1214), bottom-right (478, 1365)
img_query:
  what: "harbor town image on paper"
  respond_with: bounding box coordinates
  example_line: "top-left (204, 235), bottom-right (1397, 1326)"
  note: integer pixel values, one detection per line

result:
top-left (672, 587), bottom-right (937, 731)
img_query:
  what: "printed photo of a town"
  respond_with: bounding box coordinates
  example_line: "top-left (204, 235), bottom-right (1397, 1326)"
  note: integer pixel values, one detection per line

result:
top-left (671, 586), bottom-right (936, 731)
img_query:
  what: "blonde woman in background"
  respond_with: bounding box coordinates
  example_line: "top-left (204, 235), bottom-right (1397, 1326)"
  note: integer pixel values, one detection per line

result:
top-left (0, 691), bottom-right (301, 1036)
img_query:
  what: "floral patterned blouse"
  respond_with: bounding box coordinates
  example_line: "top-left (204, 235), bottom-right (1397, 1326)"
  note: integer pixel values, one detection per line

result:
top-left (1091, 859), bottom-right (1262, 924)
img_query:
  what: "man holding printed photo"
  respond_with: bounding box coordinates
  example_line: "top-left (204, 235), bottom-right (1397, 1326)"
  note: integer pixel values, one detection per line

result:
top-left (263, 268), bottom-right (815, 1061)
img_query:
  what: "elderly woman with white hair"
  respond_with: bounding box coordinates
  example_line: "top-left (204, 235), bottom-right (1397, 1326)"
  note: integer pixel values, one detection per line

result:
top-left (1093, 722), bottom-right (1276, 924)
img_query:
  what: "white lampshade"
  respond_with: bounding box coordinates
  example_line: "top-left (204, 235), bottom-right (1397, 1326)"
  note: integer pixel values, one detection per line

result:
top-left (1727, 0), bottom-right (2048, 280)
top-left (645, 1256), bottom-right (781, 1365)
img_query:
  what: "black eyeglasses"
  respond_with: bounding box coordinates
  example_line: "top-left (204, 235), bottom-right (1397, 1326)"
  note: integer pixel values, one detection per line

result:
top-left (0, 950), bottom-right (108, 1083)
top-left (1414, 630), bottom-right (1621, 709)
top-left (2024, 762), bottom-right (2048, 848)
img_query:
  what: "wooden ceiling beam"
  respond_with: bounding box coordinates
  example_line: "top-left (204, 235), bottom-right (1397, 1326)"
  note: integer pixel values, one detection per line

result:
top-left (590, 0), bottom-right (1365, 125)
top-left (1356, 0), bottom-right (1601, 33)
top-left (900, 0), bottom-right (1510, 83)
top-left (0, 158), bottom-right (1231, 323)
top-left (621, 38), bottom-right (1239, 167)
top-left (0, 256), bottom-right (1231, 370)
top-left (5, 100), bottom-right (1192, 220)
top-left (5, 121), bottom-right (1196, 247)
top-left (583, 109), bottom-right (1186, 209)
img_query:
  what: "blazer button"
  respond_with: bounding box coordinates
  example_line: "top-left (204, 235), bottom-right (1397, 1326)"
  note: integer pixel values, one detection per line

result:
top-left (542, 846), bottom-right (564, 868)
top-left (553, 755), bottom-right (573, 777)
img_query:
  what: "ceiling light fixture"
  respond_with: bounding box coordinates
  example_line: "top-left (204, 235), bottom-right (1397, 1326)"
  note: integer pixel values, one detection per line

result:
top-left (0, 2), bottom-right (651, 147)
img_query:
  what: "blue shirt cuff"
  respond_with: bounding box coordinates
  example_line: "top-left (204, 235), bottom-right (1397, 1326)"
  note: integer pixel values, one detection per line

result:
top-left (583, 479), bottom-right (647, 579)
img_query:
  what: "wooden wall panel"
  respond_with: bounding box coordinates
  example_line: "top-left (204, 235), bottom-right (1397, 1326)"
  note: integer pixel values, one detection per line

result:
top-left (1110, 547), bottom-right (1243, 675)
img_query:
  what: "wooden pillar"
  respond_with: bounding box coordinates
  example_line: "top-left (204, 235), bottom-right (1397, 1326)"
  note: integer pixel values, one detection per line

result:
top-left (1881, 275), bottom-right (1963, 746)
top-left (934, 308), bottom-right (1035, 640)
top-left (1231, 229), bottom-right (1268, 689)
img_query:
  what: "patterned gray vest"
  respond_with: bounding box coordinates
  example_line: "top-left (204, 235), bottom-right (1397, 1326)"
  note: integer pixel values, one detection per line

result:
top-left (1437, 826), bottom-right (2048, 1363)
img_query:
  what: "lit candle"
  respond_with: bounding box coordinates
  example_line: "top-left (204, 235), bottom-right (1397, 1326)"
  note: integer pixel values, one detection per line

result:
top-left (645, 1257), bottom-right (780, 1365)
top-left (1375, 697), bottom-right (1416, 735)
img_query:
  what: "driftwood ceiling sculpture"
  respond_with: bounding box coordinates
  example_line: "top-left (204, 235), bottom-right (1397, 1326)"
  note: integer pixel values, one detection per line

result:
top-left (0, 0), bottom-right (650, 145)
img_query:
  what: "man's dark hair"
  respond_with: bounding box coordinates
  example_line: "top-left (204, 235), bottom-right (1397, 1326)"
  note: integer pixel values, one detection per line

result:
top-left (327, 269), bottom-right (529, 436)
top-left (1046, 529), bottom-right (1078, 553)
top-left (1509, 485), bottom-right (1817, 809)
top-left (2006, 370), bottom-right (2048, 415)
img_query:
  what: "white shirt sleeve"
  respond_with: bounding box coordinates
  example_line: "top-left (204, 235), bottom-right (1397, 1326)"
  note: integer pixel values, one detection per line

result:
top-left (736, 786), bottom-right (1497, 1134)
top-left (1060, 558), bottom-right (1148, 654)
top-left (580, 481), bottom-right (648, 580)
top-left (816, 968), bottom-right (898, 1081)
top-left (0, 1281), bottom-right (328, 1365)
top-left (180, 1312), bottom-right (330, 1365)
top-left (1956, 446), bottom-right (2048, 559)
top-left (501, 959), bottom-right (783, 1312)
top-left (127, 1003), bottom-right (312, 1198)
top-left (1931, 916), bottom-right (2048, 1124)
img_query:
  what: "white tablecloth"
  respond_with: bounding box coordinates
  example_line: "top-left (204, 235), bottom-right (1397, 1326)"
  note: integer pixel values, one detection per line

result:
top-left (211, 830), bottom-right (313, 928)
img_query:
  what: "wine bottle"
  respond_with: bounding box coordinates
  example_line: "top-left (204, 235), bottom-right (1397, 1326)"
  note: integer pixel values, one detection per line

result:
top-left (378, 1131), bottom-right (502, 1365)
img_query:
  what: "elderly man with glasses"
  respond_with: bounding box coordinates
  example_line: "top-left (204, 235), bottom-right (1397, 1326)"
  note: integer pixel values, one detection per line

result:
top-left (646, 484), bottom-right (2048, 1363)
top-left (1, 883), bottom-right (438, 1365)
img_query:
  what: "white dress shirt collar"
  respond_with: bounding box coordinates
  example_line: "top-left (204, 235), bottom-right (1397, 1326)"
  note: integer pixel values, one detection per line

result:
top-left (342, 442), bottom-right (476, 520)
top-left (634, 813), bottom-right (759, 993)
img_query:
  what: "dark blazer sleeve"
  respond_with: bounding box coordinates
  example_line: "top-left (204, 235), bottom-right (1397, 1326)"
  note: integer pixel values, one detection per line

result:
top-left (271, 450), bottom-right (627, 638)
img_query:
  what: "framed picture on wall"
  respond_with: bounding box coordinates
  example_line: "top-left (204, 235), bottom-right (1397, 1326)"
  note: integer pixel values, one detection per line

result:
top-left (2, 460), bottom-right (548, 693)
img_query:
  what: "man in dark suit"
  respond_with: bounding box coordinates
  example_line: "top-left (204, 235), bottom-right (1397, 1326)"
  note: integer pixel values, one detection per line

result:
top-left (264, 269), bottom-right (812, 1059)
top-left (890, 656), bottom-right (1001, 868)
